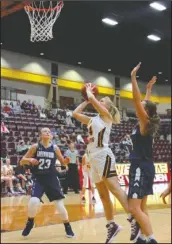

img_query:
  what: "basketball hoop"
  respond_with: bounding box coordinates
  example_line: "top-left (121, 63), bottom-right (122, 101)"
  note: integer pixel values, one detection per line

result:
top-left (24, 1), bottom-right (64, 42)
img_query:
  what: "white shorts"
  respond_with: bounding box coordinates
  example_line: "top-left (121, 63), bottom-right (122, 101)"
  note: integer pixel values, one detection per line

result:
top-left (88, 148), bottom-right (117, 184)
top-left (82, 170), bottom-right (94, 188)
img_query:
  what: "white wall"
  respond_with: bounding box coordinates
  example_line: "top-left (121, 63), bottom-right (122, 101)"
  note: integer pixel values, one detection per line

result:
top-left (18, 94), bottom-right (46, 108)
top-left (1, 49), bottom-right (50, 75)
top-left (58, 62), bottom-right (171, 97)
top-left (157, 103), bottom-right (171, 114)
top-left (2, 49), bottom-right (171, 97)
top-left (1, 78), bottom-right (49, 98)
top-left (1, 96), bottom-right (46, 108)
top-left (120, 98), bottom-right (134, 110)
top-left (59, 88), bottom-right (83, 104)
top-left (1, 49), bottom-right (171, 113)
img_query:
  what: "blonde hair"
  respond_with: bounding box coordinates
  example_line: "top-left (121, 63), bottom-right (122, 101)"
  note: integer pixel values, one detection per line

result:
top-left (104, 97), bottom-right (120, 124)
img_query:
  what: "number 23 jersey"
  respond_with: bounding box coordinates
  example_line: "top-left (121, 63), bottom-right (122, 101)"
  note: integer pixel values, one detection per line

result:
top-left (31, 143), bottom-right (57, 176)
top-left (87, 115), bottom-right (112, 153)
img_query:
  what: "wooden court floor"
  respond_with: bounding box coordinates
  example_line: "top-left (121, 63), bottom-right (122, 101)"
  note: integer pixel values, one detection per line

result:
top-left (1, 183), bottom-right (171, 243)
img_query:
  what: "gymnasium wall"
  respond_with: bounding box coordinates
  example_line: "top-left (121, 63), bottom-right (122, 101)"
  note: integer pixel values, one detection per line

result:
top-left (1, 49), bottom-right (171, 113)
top-left (1, 78), bottom-right (49, 98)
top-left (58, 63), bottom-right (171, 97)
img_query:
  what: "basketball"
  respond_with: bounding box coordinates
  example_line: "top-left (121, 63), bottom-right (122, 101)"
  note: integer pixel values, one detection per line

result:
top-left (81, 83), bottom-right (98, 100)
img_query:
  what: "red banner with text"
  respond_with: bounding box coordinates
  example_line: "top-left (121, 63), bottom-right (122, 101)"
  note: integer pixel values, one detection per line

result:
top-left (116, 162), bottom-right (170, 186)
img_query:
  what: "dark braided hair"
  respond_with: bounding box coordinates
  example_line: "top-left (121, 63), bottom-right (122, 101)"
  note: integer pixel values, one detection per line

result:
top-left (144, 100), bottom-right (160, 137)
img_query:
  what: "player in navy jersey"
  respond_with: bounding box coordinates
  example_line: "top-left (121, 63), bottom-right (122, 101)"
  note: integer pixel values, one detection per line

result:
top-left (128, 63), bottom-right (160, 243)
top-left (20, 128), bottom-right (74, 238)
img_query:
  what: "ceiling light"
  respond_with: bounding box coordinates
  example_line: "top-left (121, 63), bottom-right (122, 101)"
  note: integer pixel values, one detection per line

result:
top-left (102, 18), bottom-right (118, 26)
top-left (78, 62), bottom-right (82, 65)
top-left (165, 79), bottom-right (168, 82)
top-left (108, 69), bottom-right (111, 72)
top-left (150, 2), bottom-right (166, 11)
top-left (40, 53), bottom-right (44, 56)
top-left (158, 72), bottom-right (162, 74)
top-left (147, 34), bottom-right (161, 41)
top-left (0, 43), bottom-right (2, 45)
top-left (136, 76), bottom-right (139, 78)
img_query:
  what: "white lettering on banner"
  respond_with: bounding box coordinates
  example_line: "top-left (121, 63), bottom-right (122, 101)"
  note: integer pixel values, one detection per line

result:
top-left (116, 163), bottom-right (168, 176)
top-left (154, 174), bottom-right (168, 183)
top-left (118, 174), bottom-right (168, 186)
top-left (117, 175), bottom-right (129, 186)
top-left (118, 175), bottom-right (126, 186)
top-left (116, 163), bottom-right (169, 186)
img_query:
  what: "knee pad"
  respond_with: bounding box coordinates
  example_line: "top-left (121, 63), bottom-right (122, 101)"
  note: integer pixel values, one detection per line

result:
top-left (28, 197), bottom-right (40, 208)
top-left (28, 197), bottom-right (40, 218)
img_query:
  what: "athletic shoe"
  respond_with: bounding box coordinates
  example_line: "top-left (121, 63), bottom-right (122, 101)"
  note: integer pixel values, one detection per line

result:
top-left (81, 196), bottom-right (86, 204)
top-left (105, 222), bottom-right (122, 243)
top-left (18, 188), bottom-right (26, 194)
top-left (135, 237), bottom-right (147, 243)
top-left (64, 223), bottom-right (75, 238)
top-left (147, 239), bottom-right (158, 243)
top-left (22, 219), bottom-right (34, 236)
top-left (127, 216), bottom-right (140, 241)
top-left (92, 196), bottom-right (96, 204)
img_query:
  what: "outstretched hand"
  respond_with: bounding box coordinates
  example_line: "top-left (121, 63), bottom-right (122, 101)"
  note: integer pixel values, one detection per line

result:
top-left (146, 76), bottom-right (157, 90)
top-left (85, 83), bottom-right (94, 94)
top-left (131, 62), bottom-right (141, 77)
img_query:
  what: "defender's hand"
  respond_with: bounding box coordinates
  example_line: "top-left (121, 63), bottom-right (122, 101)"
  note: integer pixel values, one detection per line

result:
top-left (146, 76), bottom-right (157, 90)
top-left (131, 62), bottom-right (141, 77)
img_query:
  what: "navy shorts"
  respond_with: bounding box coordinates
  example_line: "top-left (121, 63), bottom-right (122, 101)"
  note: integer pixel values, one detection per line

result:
top-left (31, 174), bottom-right (65, 202)
top-left (128, 160), bottom-right (155, 199)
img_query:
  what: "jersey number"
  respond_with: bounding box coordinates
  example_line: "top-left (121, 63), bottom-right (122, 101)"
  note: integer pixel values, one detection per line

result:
top-left (38, 159), bottom-right (51, 170)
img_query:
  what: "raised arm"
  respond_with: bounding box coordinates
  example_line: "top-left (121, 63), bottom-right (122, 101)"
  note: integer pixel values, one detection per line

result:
top-left (55, 146), bottom-right (70, 165)
top-left (85, 84), bottom-right (111, 118)
top-left (131, 62), bottom-right (149, 125)
top-left (72, 101), bottom-right (91, 125)
top-left (144, 76), bottom-right (157, 101)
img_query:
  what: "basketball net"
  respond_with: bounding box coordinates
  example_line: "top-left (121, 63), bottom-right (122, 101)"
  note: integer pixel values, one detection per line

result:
top-left (24, 1), bottom-right (64, 42)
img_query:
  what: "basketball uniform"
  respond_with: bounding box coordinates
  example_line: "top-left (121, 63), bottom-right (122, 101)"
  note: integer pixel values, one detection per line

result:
top-left (31, 143), bottom-right (64, 202)
top-left (128, 124), bottom-right (155, 199)
top-left (86, 115), bottom-right (117, 183)
top-left (82, 154), bottom-right (94, 188)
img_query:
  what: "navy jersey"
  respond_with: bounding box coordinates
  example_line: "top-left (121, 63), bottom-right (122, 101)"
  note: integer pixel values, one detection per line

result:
top-left (31, 143), bottom-right (57, 176)
top-left (130, 124), bottom-right (153, 161)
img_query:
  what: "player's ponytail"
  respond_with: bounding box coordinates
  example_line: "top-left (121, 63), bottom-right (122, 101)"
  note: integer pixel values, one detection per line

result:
top-left (104, 96), bottom-right (121, 124)
top-left (144, 100), bottom-right (160, 137)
